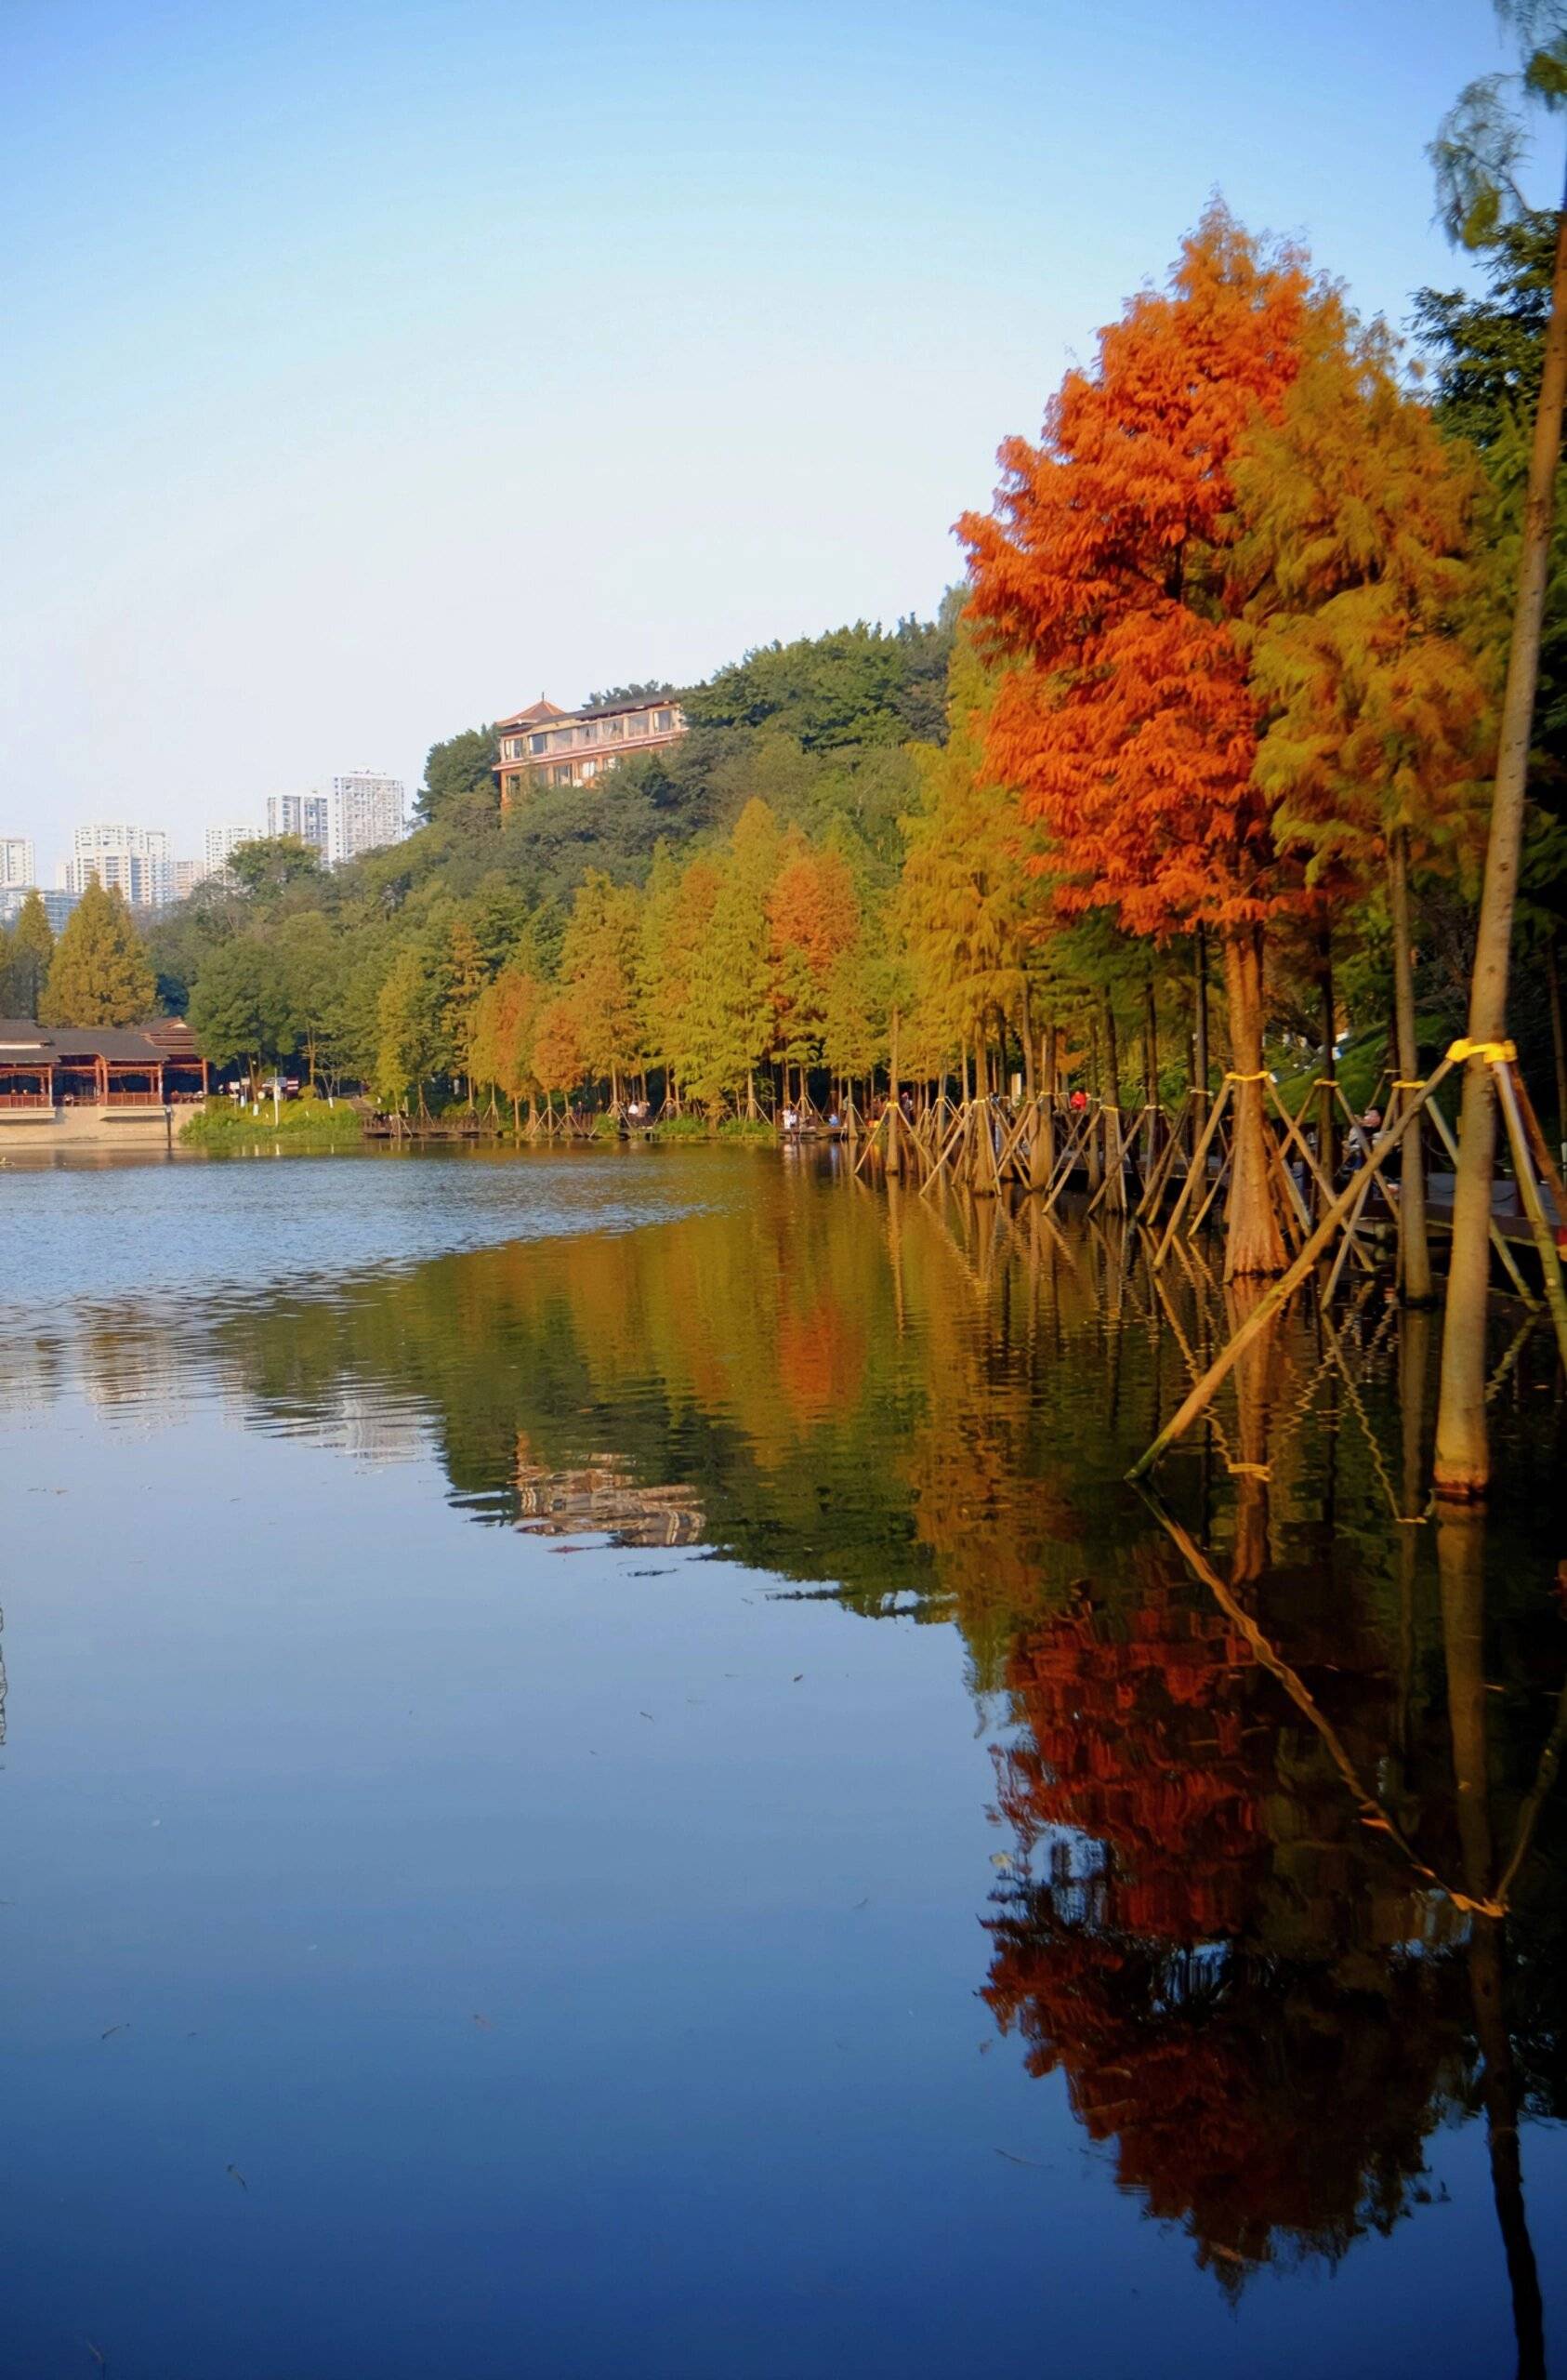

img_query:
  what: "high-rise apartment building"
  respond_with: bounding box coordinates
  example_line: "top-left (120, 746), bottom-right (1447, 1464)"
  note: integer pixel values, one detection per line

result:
top-left (331, 772), bottom-right (405, 863)
top-left (63, 824), bottom-right (173, 910)
top-left (266, 791), bottom-right (331, 857)
top-left (1, 837), bottom-right (35, 890)
top-left (0, 886), bottom-right (74, 931)
top-left (204, 824), bottom-right (260, 880)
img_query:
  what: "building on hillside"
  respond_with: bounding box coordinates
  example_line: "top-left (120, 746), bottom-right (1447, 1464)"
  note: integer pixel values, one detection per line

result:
top-left (1, 838), bottom-right (35, 891)
top-left (331, 772), bottom-right (405, 863)
top-left (173, 859), bottom-right (203, 902)
top-left (494, 693), bottom-right (686, 811)
top-left (204, 824), bottom-right (260, 882)
top-left (0, 886), bottom-right (75, 932)
top-left (267, 791), bottom-right (331, 857)
top-left (62, 824), bottom-right (173, 910)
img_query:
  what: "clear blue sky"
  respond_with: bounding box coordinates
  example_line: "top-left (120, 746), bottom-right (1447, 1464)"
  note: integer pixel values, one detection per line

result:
top-left (0, 0), bottom-right (1533, 871)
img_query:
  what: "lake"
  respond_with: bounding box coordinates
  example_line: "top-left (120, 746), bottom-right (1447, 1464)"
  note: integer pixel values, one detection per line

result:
top-left (1, 1142), bottom-right (1562, 2380)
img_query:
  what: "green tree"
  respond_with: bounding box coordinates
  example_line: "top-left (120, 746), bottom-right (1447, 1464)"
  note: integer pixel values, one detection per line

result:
top-left (641, 848), bottom-right (721, 1103)
top-left (187, 936), bottom-right (296, 1091)
top-left (5, 891), bottom-right (55, 1019)
top-left (39, 881), bottom-right (155, 1026)
top-left (374, 945), bottom-right (443, 1114)
top-left (683, 612), bottom-right (957, 752)
top-left (442, 917), bottom-right (488, 1104)
top-left (678, 801), bottom-right (779, 1112)
top-left (227, 835), bottom-right (326, 901)
top-left (559, 870), bottom-right (644, 1102)
top-left (417, 725), bottom-right (500, 824)
top-left (275, 910), bottom-right (349, 1090)
top-left (1429, 0), bottom-right (1567, 1496)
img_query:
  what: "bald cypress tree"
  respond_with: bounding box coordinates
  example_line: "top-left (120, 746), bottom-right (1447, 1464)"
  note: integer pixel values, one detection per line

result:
top-left (5, 891), bottom-right (55, 1019)
top-left (39, 882), bottom-right (154, 1027)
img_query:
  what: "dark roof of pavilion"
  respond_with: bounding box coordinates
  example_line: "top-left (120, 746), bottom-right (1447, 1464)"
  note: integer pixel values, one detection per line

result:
top-left (0, 1018), bottom-right (52, 1055)
top-left (0, 1020), bottom-right (168, 1063)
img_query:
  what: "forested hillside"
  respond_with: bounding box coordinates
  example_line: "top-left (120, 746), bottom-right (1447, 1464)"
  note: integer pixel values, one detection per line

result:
top-left (7, 210), bottom-right (1567, 1148)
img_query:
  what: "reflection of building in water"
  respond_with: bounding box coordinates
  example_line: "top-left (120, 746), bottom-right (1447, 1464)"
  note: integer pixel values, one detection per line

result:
top-left (515, 1440), bottom-right (704, 1546)
top-left (318, 1387), bottom-right (429, 1466)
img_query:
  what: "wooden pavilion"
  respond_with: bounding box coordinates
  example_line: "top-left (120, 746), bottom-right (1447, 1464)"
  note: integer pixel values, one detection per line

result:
top-left (0, 1019), bottom-right (208, 1112)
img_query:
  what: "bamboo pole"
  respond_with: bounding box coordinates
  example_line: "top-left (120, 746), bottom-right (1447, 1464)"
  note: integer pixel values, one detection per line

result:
top-left (1127, 1056), bottom-right (1456, 1478)
top-left (1151, 1077), bottom-right (1232, 1265)
top-left (1495, 1059), bottom-right (1567, 1370)
top-left (1422, 1090), bottom-right (1538, 1306)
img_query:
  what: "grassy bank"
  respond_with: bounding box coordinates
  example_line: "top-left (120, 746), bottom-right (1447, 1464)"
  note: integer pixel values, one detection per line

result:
top-left (179, 1096), bottom-right (364, 1153)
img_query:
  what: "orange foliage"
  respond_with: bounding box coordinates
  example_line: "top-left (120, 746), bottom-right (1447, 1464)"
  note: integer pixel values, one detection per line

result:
top-left (958, 205), bottom-right (1318, 941)
top-left (767, 842), bottom-right (860, 982)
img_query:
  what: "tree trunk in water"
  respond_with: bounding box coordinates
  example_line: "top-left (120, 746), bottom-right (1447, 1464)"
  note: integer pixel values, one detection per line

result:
top-left (1221, 930), bottom-right (1284, 1279)
top-left (1436, 1508), bottom-right (1547, 2380)
top-left (1021, 984), bottom-right (1036, 1104)
top-left (885, 1003), bottom-right (902, 1176)
top-left (1226, 1281), bottom-right (1276, 1585)
top-left (1386, 826), bottom-right (1434, 1302)
top-left (1436, 185), bottom-right (1567, 1498)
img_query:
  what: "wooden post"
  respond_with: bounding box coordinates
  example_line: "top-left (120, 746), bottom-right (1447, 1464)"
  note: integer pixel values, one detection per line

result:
top-left (1127, 1057), bottom-right (1455, 1478)
top-left (1495, 1060), bottom-right (1567, 1371)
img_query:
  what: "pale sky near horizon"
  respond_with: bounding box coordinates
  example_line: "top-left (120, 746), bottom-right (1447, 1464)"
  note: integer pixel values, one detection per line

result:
top-left (1, 0), bottom-right (1536, 875)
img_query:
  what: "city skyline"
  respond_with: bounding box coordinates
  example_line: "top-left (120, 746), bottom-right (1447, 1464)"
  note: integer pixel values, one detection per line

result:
top-left (0, 768), bottom-right (407, 907)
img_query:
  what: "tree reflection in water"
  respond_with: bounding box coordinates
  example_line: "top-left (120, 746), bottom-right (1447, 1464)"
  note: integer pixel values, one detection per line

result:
top-left (8, 1148), bottom-right (1563, 2359)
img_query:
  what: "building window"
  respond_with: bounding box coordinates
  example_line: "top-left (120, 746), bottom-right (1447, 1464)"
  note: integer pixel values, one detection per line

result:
top-left (530, 734), bottom-right (547, 754)
top-left (579, 721), bottom-right (598, 743)
top-left (580, 760), bottom-right (598, 779)
top-left (553, 763), bottom-right (574, 787)
top-left (604, 718), bottom-right (624, 739)
top-left (624, 713), bottom-right (646, 735)
top-left (654, 708), bottom-right (673, 731)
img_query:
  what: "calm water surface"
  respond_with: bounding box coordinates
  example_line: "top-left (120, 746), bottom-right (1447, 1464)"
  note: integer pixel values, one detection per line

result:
top-left (0, 1143), bottom-right (1562, 2380)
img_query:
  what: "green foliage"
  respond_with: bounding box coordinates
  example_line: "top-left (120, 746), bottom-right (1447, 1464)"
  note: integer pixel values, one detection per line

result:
top-left (585, 680), bottom-right (675, 707)
top-left (39, 881), bottom-right (155, 1027)
top-left (228, 835), bottom-right (326, 900)
top-left (179, 1094), bottom-right (363, 1152)
top-left (1429, 6), bottom-right (1567, 246)
top-left (1, 890), bottom-right (55, 1018)
top-left (683, 606), bottom-right (958, 752)
top-left (375, 945), bottom-right (444, 1111)
top-left (1412, 210), bottom-right (1560, 446)
top-left (418, 724), bottom-right (500, 824)
top-left (186, 935), bottom-right (297, 1079)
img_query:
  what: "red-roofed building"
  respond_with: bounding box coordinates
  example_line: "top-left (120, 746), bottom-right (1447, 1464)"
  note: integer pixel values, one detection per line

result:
top-left (494, 691), bottom-right (686, 811)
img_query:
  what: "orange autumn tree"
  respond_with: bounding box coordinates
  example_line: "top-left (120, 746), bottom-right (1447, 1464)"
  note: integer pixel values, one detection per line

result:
top-left (960, 205), bottom-right (1324, 1276)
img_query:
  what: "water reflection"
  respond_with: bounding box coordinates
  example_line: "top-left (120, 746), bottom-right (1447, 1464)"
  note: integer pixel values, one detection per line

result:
top-left (3, 1147), bottom-right (1563, 2365)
